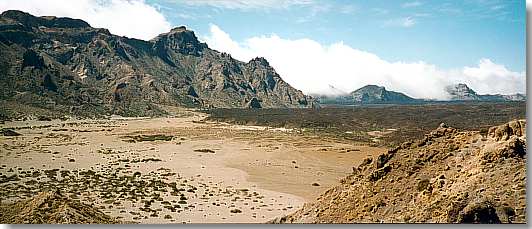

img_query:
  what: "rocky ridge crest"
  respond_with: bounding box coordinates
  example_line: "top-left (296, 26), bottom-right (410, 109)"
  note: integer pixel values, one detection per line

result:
top-left (0, 10), bottom-right (310, 117)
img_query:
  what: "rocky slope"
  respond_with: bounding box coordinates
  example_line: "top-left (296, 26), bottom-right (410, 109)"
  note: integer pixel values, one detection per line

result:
top-left (274, 120), bottom-right (527, 223)
top-left (445, 84), bottom-right (526, 102)
top-left (0, 10), bottom-right (310, 117)
top-left (0, 191), bottom-right (122, 224)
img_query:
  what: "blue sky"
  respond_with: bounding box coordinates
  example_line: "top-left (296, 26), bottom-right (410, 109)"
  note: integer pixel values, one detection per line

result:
top-left (148, 0), bottom-right (525, 72)
top-left (0, 0), bottom-right (526, 98)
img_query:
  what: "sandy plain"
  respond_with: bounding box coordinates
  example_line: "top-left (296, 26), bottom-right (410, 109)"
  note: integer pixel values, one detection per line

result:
top-left (0, 110), bottom-right (384, 223)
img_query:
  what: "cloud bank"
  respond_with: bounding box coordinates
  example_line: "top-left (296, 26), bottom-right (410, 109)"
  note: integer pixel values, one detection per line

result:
top-left (203, 24), bottom-right (525, 99)
top-left (0, 0), bottom-right (172, 40)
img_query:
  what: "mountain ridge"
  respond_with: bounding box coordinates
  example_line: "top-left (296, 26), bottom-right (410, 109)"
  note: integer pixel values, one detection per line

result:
top-left (315, 83), bottom-right (525, 105)
top-left (0, 10), bottom-right (311, 117)
top-left (445, 83), bottom-right (525, 102)
top-left (350, 85), bottom-right (418, 104)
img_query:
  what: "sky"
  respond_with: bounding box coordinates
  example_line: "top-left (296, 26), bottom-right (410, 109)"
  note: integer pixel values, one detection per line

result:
top-left (0, 0), bottom-right (526, 99)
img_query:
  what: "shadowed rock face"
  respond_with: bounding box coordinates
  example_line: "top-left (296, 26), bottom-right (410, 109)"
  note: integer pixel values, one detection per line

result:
top-left (0, 10), bottom-right (310, 117)
top-left (276, 120), bottom-right (527, 224)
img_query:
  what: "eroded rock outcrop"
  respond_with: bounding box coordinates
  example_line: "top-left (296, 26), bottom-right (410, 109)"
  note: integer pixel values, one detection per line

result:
top-left (277, 120), bottom-right (527, 223)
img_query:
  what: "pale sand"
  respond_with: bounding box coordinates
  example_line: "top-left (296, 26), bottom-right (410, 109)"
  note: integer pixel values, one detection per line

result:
top-left (0, 112), bottom-right (384, 223)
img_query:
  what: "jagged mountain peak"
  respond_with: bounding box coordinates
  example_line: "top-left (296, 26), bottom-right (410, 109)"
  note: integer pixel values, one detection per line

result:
top-left (151, 25), bottom-right (207, 57)
top-left (444, 83), bottom-right (525, 101)
top-left (249, 57), bottom-right (271, 66)
top-left (1, 10), bottom-right (91, 29)
top-left (0, 10), bottom-right (311, 117)
top-left (445, 83), bottom-right (476, 94)
top-left (169, 25), bottom-right (188, 32)
top-left (445, 83), bottom-right (478, 100)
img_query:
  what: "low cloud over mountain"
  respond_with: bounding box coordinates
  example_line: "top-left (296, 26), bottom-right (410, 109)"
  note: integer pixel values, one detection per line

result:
top-left (203, 24), bottom-right (525, 100)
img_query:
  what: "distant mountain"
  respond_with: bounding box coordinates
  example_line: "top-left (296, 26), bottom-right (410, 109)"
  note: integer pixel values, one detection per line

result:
top-left (325, 84), bottom-right (349, 97)
top-left (500, 94), bottom-right (527, 101)
top-left (316, 83), bottom-right (525, 105)
top-left (315, 85), bottom-right (419, 105)
top-left (350, 85), bottom-right (418, 104)
top-left (0, 10), bottom-right (311, 117)
top-left (444, 83), bottom-right (480, 101)
top-left (445, 83), bottom-right (526, 102)
top-left (310, 85), bottom-right (351, 104)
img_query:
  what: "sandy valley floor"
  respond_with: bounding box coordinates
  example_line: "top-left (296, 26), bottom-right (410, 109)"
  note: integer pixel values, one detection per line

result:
top-left (0, 111), bottom-right (384, 223)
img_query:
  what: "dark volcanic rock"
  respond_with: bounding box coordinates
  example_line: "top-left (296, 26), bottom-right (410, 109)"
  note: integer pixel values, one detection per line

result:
top-left (247, 97), bottom-right (262, 109)
top-left (0, 10), bottom-right (311, 117)
top-left (1, 128), bottom-right (21, 136)
top-left (351, 85), bottom-right (417, 104)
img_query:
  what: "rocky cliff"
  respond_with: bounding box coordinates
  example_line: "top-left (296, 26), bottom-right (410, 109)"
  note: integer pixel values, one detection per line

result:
top-left (0, 10), bottom-right (310, 117)
top-left (275, 120), bottom-right (527, 223)
top-left (445, 84), bottom-right (525, 102)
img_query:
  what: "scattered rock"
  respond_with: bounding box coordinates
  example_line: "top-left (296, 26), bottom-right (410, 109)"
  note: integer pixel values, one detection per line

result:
top-left (247, 98), bottom-right (262, 109)
top-left (1, 129), bottom-right (21, 136)
top-left (416, 179), bottom-right (431, 192)
top-left (37, 116), bottom-right (52, 121)
top-left (458, 200), bottom-right (501, 224)
top-left (193, 149), bottom-right (215, 153)
top-left (488, 120), bottom-right (525, 141)
top-left (230, 209), bottom-right (242, 214)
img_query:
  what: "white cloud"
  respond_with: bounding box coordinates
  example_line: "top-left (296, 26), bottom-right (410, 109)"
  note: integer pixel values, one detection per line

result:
top-left (385, 16), bottom-right (416, 28)
top-left (177, 0), bottom-right (314, 10)
top-left (295, 3), bottom-right (331, 24)
top-left (202, 24), bottom-right (525, 99)
top-left (0, 0), bottom-right (172, 40)
top-left (402, 1), bottom-right (423, 8)
top-left (458, 58), bottom-right (525, 95)
top-left (401, 17), bottom-right (416, 27)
